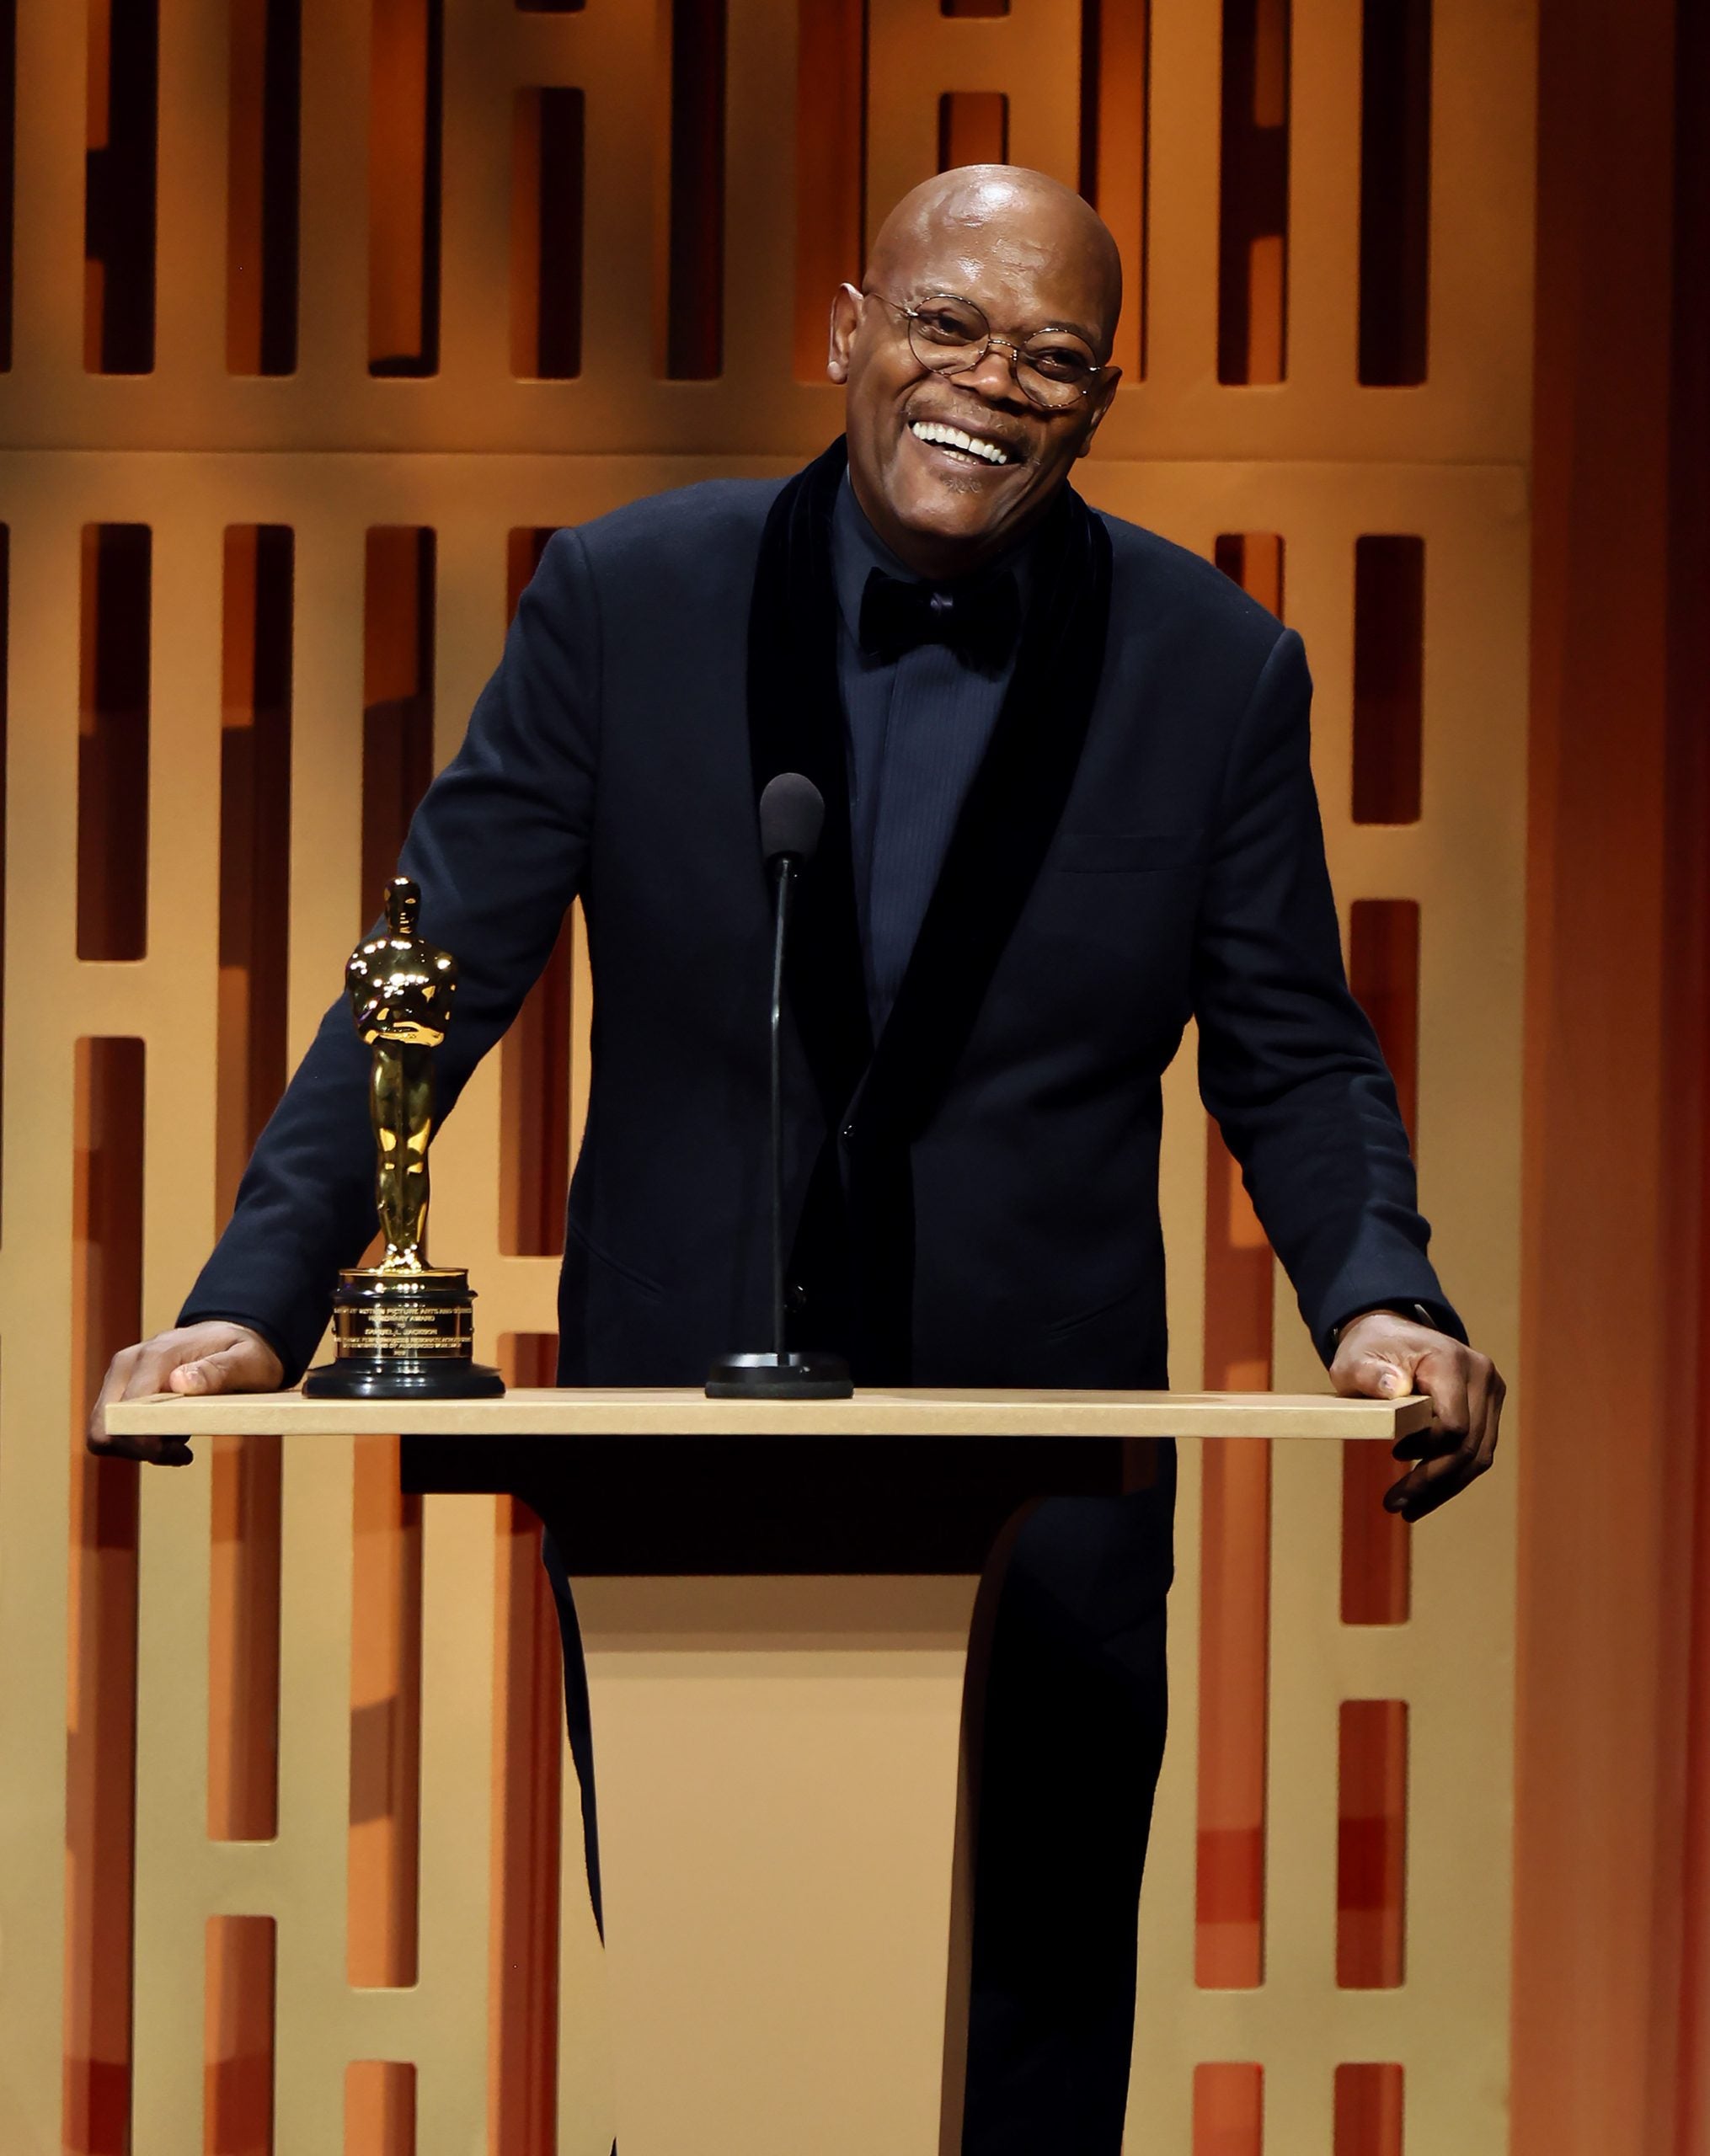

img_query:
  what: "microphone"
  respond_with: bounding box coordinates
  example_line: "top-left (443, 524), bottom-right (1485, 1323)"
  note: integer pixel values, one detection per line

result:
top-left (705, 775), bottom-right (854, 1400)
top-left (758, 770), bottom-right (824, 867)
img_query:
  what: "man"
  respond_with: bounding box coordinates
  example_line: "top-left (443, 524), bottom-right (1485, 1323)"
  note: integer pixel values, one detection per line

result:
top-left (92, 168), bottom-right (1503, 2151)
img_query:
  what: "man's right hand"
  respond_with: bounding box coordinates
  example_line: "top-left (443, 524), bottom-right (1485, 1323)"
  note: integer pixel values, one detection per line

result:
top-left (87, 1322), bottom-right (285, 1465)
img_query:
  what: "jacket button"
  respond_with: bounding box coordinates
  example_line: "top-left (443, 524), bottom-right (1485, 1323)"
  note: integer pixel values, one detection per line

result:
top-left (788, 1281), bottom-right (808, 1311)
top-left (841, 1122), bottom-right (856, 1142)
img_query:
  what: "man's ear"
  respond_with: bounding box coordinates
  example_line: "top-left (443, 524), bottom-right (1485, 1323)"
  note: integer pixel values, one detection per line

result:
top-left (827, 282), bottom-right (863, 384)
top-left (1075, 367), bottom-right (1123, 459)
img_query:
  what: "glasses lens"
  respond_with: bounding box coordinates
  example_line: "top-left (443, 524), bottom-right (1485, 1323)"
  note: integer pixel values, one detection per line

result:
top-left (1018, 339), bottom-right (1100, 408)
top-left (907, 296), bottom-right (988, 370)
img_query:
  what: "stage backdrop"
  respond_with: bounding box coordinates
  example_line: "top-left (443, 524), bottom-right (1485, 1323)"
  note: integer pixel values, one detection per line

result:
top-left (0, 3), bottom-right (1531, 2153)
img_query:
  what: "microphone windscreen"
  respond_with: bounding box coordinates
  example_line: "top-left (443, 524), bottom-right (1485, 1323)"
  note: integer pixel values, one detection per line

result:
top-left (759, 771), bottom-right (826, 866)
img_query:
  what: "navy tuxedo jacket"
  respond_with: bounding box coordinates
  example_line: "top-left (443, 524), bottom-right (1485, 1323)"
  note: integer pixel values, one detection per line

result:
top-left (184, 444), bottom-right (1461, 1396)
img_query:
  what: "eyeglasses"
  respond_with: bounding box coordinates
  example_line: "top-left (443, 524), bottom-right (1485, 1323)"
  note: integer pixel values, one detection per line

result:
top-left (863, 290), bottom-right (1106, 411)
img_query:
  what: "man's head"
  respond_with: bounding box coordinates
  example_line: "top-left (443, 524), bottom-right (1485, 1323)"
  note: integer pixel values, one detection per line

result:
top-left (828, 166), bottom-right (1123, 579)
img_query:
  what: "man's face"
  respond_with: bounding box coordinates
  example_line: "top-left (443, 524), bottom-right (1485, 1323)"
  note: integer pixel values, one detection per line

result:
top-left (828, 191), bottom-right (1121, 577)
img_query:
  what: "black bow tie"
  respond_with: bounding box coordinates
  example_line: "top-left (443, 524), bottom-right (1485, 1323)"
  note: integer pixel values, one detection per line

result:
top-left (858, 567), bottom-right (1020, 671)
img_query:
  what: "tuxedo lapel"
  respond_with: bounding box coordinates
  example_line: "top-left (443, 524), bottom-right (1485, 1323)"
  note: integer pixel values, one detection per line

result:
top-left (746, 437), bottom-right (873, 1123)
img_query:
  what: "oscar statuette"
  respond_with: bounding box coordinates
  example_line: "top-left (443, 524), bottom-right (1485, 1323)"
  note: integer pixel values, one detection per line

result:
top-left (303, 876), bottom-right (505, 1400)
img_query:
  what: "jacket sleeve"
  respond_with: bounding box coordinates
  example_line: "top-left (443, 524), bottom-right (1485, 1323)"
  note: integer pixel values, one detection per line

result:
top-left (1191, 625), bottom-right (1465, 1365)
top-left (180, 526), bottom-right (602, 1380)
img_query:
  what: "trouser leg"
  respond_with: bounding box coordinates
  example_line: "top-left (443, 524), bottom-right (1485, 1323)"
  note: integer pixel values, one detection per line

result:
top-left (959, 1458), bottom-right (1176, 2156)
top-left (539, 1525), bottom-right (606, 1937)
top-left (537, 1524), bottom-right (617, 2156)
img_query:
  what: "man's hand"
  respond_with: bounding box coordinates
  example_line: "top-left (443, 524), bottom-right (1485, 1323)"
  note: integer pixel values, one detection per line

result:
top-left (87, 1322), bottom-right (285, 1465)
top-left (1328, 1310), bottom-right (1504, 1523)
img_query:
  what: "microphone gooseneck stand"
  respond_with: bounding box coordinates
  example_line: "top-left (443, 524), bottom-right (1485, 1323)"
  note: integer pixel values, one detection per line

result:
top-left (706, 774), bottom-right (854, 1400)
top-left (767, 850), bottom-right (794, 1363)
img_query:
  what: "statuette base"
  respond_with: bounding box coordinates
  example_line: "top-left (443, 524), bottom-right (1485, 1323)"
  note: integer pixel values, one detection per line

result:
top-left (303, 1265), bottom-right (506, 1401)
top-left (302, 1356), bottom-right (505, 1401)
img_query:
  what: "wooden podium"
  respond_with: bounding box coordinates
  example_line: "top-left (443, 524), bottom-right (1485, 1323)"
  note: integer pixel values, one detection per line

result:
top-left (105, 1388), bottom-right (1430, 2156)
top-left (108, 1384), bottom-right (1431, 1446)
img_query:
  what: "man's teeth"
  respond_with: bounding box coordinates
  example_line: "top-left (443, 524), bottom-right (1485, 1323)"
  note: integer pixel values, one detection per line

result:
top-left (910, 419), bottom-right (1013, 467)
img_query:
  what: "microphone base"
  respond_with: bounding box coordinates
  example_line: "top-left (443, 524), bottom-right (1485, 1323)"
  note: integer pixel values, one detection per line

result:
top-left (704, 1351), bottom-right (854, 1401)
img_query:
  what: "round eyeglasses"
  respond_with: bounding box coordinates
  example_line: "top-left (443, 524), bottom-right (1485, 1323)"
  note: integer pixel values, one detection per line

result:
top-left (863, 290), bottom-right (1106, 411)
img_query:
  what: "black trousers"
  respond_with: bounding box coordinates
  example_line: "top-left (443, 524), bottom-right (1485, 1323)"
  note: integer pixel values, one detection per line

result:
top-left (533, 1447), bottom-right (1174, 2156)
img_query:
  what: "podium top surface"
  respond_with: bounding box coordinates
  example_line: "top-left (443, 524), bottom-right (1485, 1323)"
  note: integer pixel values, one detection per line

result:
top-left (106, 1386), bottom-right (1433, 1442)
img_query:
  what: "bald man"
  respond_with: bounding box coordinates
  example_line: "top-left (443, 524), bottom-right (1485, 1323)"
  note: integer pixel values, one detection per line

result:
top-left (94, 168), bottom-right (1502, 2152)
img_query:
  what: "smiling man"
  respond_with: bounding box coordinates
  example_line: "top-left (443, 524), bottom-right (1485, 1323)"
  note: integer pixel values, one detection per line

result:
top-left (92, 168), bottom-right (1502, 2153)
top-left (833, 167), bottom-right (1123, 574)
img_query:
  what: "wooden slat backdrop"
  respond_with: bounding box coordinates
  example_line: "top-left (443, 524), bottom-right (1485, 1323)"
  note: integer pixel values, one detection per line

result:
top-left (0, 3), bottom-right (1533, 2153)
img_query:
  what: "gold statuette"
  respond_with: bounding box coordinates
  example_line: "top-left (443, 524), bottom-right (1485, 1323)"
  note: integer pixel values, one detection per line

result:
top-left (303, 877), bottom-right (505, 1400)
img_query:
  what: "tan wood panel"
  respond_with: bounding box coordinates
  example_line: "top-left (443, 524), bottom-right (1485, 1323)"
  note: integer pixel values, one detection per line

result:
top-left (576, 1573), bottom-right (975, 2156)
top-left (107, 1385), bottom-right (1435, 1442)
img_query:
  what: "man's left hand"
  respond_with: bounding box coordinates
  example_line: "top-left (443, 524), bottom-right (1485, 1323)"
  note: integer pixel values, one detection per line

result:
top-left (1328, 1310), bottom-right (1504, 1522)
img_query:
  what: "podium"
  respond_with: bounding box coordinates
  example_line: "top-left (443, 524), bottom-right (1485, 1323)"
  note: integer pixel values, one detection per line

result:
top-left (108, 1385), bottom-right (1429, 1443)
top-left (106, 1388), bottom-right (1430, 2156)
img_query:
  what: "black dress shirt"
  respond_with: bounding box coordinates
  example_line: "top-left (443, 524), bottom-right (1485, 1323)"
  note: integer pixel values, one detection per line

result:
top-left (830, 475), bottom-right (1033, 1031)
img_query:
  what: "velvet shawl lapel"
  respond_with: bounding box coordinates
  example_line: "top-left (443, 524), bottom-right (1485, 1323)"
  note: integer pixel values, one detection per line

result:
top-left (747, 436), bottom-right (1114, 1378)
top-left (747, 438), bottom-right (874, 1129)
